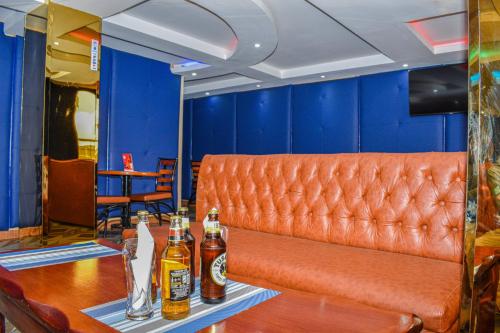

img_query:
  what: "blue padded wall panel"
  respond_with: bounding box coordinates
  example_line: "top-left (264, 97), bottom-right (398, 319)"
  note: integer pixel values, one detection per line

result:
top-left (445, 113), bottom-right (468, 152)
top-left (182, 100), bottom-right (193, 200)
top-left (0, 26), bottom-right (22, 230)
top-left (192, 94), bottom-right (236, 160)
top-left (292, 79), bottom-right (359, 153)
top-left (98, 47), bottom-right (180, 206)
top-left (360, 71), bottom-right (445, 152)
top-left (236, 86), bottom-right (291, 154)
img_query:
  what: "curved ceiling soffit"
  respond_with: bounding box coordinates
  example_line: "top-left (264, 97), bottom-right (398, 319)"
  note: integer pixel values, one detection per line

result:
top-left (171, 0), bottom-right (278, 77)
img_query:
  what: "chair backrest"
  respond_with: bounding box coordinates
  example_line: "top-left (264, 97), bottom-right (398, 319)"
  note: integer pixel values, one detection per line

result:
top-left (47, 159), bottom-right (96, 227)
top-left (191, 161), bottom-right (201, 190)
top-left (197, 153), bottom-right (467, 263)
top-left (156, 158), bottom-right (177, 193)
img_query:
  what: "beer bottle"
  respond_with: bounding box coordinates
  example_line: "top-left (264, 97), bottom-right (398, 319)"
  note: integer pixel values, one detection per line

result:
top-left (200, 208), bottom-right (226, 304)
top-left (137, 210), bottom-right (157, 304)
top-left (178, 207), bottom-right (195, 294)
top-left (161, 215), bottom-right (191, 320)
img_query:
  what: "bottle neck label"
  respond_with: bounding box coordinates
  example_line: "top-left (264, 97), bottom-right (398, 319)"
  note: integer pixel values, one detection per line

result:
top-left (205, 220), bottom-right (220, 234)
top-left (169, 226), bottom-right (184, 242)
top-left (181, 217), bottom-right (190, 230)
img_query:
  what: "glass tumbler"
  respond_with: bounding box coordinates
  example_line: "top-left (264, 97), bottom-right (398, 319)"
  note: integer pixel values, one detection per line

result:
top-left (123, 238), bottom-right (154, 320)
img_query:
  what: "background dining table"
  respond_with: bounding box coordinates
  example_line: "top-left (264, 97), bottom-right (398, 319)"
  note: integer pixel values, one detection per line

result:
top-left (98, 170), bottom-right (159, 227)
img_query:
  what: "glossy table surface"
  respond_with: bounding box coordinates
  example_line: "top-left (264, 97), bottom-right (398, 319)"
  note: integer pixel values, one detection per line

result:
top-left (98, 170), bottom-right (159, 177)
top-left (0, 239), bottom-right (421, 333)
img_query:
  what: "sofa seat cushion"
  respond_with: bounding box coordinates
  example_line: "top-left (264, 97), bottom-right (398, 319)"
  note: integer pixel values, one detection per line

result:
top-left (225, 226), bottom-right (461, 333)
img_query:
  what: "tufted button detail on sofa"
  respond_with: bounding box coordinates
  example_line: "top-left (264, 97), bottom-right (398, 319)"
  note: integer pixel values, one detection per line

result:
top-left (397, 221), bottom-right (402, 227)
top-left (456, 177), bottom-right (461, 182)
top-left (452, 227), bottom-right (458, 233)
top-left (427, 175), bottom-right (433, 180)
top-left (439, 201), bottom-right (445, 206)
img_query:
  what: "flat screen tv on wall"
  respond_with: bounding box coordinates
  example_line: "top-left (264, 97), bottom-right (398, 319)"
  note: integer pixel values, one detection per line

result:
top-left (409, 63), bottom-right (467, 115)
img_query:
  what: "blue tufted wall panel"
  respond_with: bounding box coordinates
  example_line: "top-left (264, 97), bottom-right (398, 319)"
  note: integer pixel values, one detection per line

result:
top-left (191, 93), bottom-right (236, 161)
top-left (360, 71), bottom-right (445, 152)
top-left (0, 26), bottom-right (23, 230)
top-left (98, 47), bottom-right (181, 207)
top-left (292, 79), bottom-right (359, 153)
top-left (182, 99), bottom-right (193, 200)
top-left (445, 113), bottom-right (468, 152)
top-left (236, 86), bottom-right (292, 154)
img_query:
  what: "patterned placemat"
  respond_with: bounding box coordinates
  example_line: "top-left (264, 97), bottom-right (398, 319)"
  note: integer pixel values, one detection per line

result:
top-left (0, 242), bottom-right (120, 271)
top-left (83, 279), bottom-right (280, 333)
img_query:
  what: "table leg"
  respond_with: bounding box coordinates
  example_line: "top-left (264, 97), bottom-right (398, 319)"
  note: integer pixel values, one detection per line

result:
top-left (122, 176), bottom-right (132, 228)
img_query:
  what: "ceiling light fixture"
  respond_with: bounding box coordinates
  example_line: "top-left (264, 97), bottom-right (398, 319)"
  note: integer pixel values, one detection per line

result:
top-left (54, 41), bottom-right (59, 46)
top-left (320, 75), bottom-right (326, 79)
top-left (256, 84), bottom-right (261, 88)
top-left (433, 89), bottom-right (439, 93)
top-left (191, 72), bottom-right (197, 76)
top-left (205, 92), bottom-right (210, 96)
top-left (254, 43), bottom-right (261, 48)
top-left (402, 63), bottom-right (409, 68)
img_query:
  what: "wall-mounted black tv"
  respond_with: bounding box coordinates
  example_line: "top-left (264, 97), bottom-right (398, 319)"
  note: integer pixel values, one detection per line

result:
top-left (409, 63), bottom-right (467, 116)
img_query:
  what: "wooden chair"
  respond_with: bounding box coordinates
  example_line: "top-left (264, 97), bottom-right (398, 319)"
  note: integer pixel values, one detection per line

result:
top-left (130, 158), bottom-right (177, 224)
top-left (96, 196), bottom-right (130, 237)
top-left (187, 161), bottom-right (201, 207)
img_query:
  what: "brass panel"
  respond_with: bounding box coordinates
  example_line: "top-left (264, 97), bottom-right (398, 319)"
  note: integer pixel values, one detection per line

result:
top-left (462, 0), bottom-right (500, 331)
top-left (42, 2), bottom-right (102, 240)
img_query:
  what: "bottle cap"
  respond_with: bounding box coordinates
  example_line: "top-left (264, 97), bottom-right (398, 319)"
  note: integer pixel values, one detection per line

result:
top-left (178, 207), bottom-right (188, 212)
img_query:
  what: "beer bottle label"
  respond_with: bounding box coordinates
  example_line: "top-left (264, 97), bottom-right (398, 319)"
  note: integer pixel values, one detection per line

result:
top-left (169, 268), bottom-right (190, 301)
top-left (182, 217), bottom-right (190, 229)
top-left (210, 253), bottom-right (226, 286)
top-left (206, 220), bottom-right (220, 234)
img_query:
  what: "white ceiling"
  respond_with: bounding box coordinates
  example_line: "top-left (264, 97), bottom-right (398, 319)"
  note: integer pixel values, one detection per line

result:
top-left (0, 0), bottom-right (467, 98)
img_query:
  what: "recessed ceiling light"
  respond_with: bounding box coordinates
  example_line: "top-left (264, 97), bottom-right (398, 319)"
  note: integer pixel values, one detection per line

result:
top-left (191, 72), bottom-right (197, 76)
top-left (205, 92), bottom-right (210, 96)
top-left (54, 41), bottom-right (59, 46)
top-left (320, 75), bottom-right (326, 79)
top-left (402, 63), bottom-right (409, 68)
top-left (256, 84), bottom-right (261, 88)
top-left (433, 89), bottom-right (439, 93)
top-left (254, 43), bottom-right (261, 48)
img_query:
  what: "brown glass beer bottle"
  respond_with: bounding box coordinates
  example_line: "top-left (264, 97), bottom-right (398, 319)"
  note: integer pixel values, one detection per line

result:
top-left (178, 207), bottom-right (195, 294)
top-left (200, 208), bottom-right (226, 304)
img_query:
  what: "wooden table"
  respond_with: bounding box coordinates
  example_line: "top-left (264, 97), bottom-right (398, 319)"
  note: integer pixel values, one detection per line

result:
top-left (0, 240), bottom-right (422, 333)
top-left (98, 170), bottom-right (158, 226)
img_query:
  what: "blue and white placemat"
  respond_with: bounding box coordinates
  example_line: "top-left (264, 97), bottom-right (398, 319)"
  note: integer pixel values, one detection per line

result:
top-left (0, 242), bottom-right (120, 271)
top-left (83, 279), bottom-right (280, 333)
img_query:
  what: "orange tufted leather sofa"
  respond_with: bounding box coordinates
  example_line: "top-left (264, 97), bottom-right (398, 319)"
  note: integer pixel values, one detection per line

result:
top-left (196, 152), bottom-right (466, 333)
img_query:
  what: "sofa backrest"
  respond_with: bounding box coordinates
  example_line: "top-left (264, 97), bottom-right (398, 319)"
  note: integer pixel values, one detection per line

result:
top-left (196, 153), bottom-right (466, 263)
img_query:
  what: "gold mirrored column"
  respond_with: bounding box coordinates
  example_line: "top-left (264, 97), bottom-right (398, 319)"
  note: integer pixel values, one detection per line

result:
top-left (42, 2), bottom-right (101, 242)
top-left (462, 0), bottom-right (500, 331)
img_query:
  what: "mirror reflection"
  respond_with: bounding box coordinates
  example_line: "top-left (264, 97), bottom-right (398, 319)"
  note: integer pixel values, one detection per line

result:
top-left (42, 2), bottom-right (101, 241)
